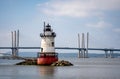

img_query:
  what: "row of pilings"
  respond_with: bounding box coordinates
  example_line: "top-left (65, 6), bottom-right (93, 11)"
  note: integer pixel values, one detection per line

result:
top-left (11, 30), bottom-right (19, 57)
top-left (78, 33), bottom-right (89, 58)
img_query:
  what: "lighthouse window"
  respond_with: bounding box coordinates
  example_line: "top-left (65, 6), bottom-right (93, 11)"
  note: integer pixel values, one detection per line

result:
top-left (52, 42), bottom-right (54, 46)
top-left (46, 28), bottom-right (51, 31)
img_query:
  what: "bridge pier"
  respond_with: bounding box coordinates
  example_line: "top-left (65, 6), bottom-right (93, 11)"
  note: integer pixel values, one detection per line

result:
top-left (110, 50), bottom-right (114, 58)
top-left (78, 33), bottom-right (89, 58)
top-left (11, 30), bottom-right (19, 57)
top-left (105, 50), bottom-right (108, 58)
top-left (78, 50), bottom-right (87, 58)
top-left (104, 50), bottom-right (114, 58)
top-left (86, 32), bottom-right (89, 58)
top-left (81, 49), bottom-right (85, 58)
top-left (78, 50), bottom-right (81, 58)
top-left (11, 48), bottom-right (18, 57)
top-left (78, 34), bottom-right (81, 58)
top-left (85, 49), bottom-right (89, 58)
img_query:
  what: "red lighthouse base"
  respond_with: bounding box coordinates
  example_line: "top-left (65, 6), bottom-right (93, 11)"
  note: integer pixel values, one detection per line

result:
top-left (37, 53), bottom-right (58, 65)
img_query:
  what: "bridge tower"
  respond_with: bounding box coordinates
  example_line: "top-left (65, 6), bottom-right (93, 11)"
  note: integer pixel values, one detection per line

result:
top-left (11, 30), bottom-right (19, 57)
top-left (37, 22), bottom-right (58, 65)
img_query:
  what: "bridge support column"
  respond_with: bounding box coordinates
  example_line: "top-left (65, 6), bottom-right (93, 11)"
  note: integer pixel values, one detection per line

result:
top-left (81, 33), bottom-right (85, 58)
top-left (11, 30), bottom-right (19, 57)
top-left (12, 48), bottom-right (17, 57)
top-left (78, 33), bottom-right (89, 58)
top-left (83, 49), bottom-right (86, 58)
top-left (81, 49), bottom-right (86, 58)
top-left (78, 50), bottom-right (81, 58)
top-left (86, 32), bottom-right (89, 58)
top-left (110, 50), bottom-right (114, 58)
top-left (86, 49), bottom-right (88, 58)
top-left (105, 50), bottom-right (108, 58)
top-left (78, 34), bottom-right (81, 58)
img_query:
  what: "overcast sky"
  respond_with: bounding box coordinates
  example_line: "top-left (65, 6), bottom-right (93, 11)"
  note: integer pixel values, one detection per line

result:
top-left (0, 0), bottom-right (120, 53)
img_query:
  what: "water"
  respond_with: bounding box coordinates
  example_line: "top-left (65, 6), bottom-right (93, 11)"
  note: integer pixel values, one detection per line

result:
top-left (0, 54), bottom-right (120, 79)
top-left (18, 52), bottom-right (120, 58)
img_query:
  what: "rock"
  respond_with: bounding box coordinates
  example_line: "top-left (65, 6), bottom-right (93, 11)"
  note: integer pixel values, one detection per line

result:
top-left (16, 59), bottom-right (73, 66)
top-left (51, 60), bottom-right (73, 66)
top-left (16, 59), bottom-right (37, 65)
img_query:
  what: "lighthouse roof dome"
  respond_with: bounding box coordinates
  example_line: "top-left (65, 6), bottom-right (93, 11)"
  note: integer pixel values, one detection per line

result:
top-left (45, 24), bottom-right (52, 31)
top-left (46, 24), bottom-right (51, 27)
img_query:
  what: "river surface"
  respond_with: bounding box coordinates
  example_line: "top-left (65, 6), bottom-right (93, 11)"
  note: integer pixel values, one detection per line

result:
top-left (0, 58), bottom-right (120, 79)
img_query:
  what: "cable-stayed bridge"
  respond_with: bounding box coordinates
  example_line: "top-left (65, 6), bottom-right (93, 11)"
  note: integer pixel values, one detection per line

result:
top-left (0, 46), bottom-right (120, 58)
top-left (0, 46), bottom-right (120, 51)
top-left (0, 31), bottom-right (120, 58)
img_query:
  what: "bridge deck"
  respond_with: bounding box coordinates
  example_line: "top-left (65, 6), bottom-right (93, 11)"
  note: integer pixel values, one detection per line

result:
top-left (0, 47), bottom-right (120, 51)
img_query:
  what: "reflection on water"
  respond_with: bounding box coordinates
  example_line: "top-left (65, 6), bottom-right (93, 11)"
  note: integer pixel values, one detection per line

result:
top-left (37, 66), bottom-right (58, 79)
top-left (0, 58), bottom-right (120, 79)
top-left (38, 66), bottom-right (55, 76)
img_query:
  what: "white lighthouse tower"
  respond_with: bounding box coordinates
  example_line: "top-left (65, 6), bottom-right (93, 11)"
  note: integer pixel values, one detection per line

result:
top-left (41, 23), bottom-right (56, 53)
top-left (37, 22), bottom-right (58, 65)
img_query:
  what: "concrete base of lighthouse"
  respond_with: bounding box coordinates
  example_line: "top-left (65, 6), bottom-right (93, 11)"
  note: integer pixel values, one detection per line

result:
top-left (37, 53), bottom-right (58, 65)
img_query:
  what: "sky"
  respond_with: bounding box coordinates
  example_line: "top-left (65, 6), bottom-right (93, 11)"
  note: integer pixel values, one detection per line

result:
top-left (0, 0), bottom-right (120, 53)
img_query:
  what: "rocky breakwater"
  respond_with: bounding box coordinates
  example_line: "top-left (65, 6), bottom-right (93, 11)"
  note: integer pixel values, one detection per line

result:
top-left (16, 59), bottom-right (37, 65)
top-left (16, 59), bottom-right (73, 66)
top-left (51, 60), bottom-right (73, 66)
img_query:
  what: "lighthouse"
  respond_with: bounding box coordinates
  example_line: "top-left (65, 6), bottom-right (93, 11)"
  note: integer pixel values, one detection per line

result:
top-left (37, 22), bottom-right (58, 65)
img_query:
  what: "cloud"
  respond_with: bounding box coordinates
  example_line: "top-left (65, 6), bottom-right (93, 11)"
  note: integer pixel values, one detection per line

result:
top-left (86, 21), bottom-right (112, 28)
top-left (37, 0), bottom-right (120, 17)
top-left (113, 28), bottom-right (120, 33)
